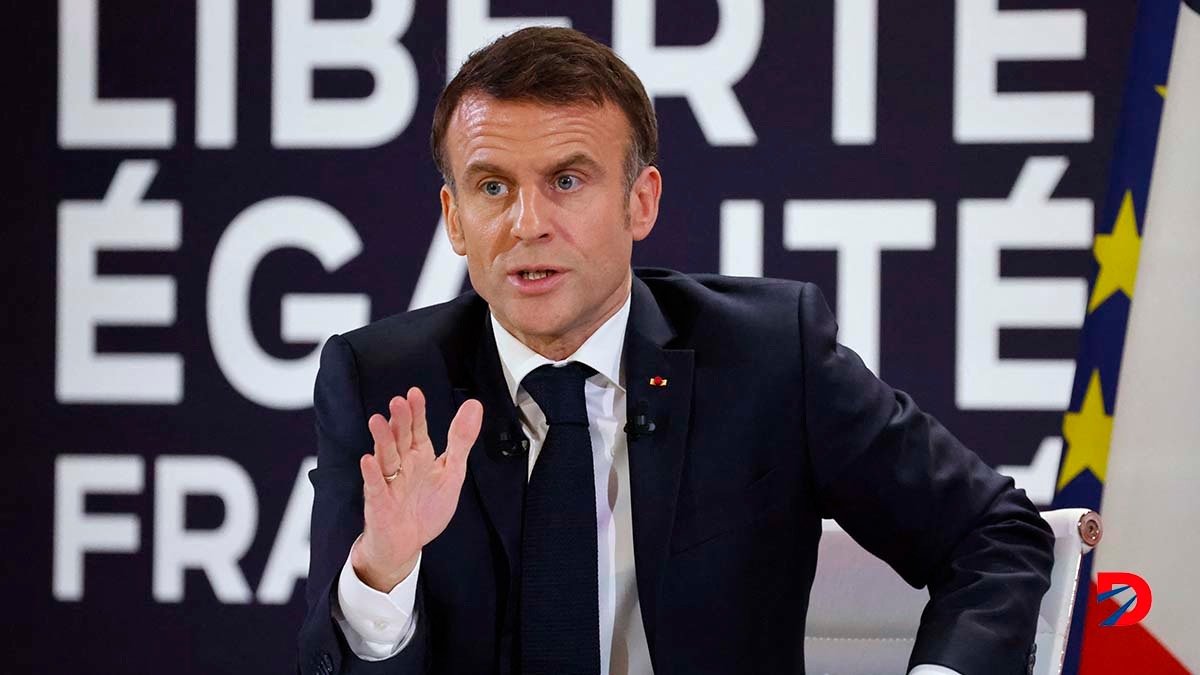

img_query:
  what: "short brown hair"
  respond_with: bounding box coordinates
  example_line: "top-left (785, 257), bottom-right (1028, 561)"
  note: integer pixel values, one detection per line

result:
top-left (430, 27), bottom-right (658, 190)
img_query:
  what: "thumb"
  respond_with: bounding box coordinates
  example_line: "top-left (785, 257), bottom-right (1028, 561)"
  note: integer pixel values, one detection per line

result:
top-left (446, 399), bottom-right (484, 469)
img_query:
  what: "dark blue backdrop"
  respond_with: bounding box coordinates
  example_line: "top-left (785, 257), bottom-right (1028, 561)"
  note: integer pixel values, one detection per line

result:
top-left (6, 1), bottom-right (1136, 672)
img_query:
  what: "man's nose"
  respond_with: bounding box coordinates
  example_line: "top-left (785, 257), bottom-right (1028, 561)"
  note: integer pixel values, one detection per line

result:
top-left (509, 187), bottom-right (552, 241)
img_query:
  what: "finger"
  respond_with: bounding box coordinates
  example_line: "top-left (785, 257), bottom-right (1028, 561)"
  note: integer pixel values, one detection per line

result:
top-left (386, 395), bottom-right (412, 466)
top-left (360, 453), bottom-right (388, 503)
top-left (408, 386), bottom-right (432, 451)
top-left (446, 399), bottom-right (484, 470)
top-left (368, 413), bottom-right (399, 474)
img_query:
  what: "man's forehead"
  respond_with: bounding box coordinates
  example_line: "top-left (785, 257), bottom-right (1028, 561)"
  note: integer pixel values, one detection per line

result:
top-left (452, 92), bottom-right (611, 125)
top-left (445, 93), bottom-right (628, 169)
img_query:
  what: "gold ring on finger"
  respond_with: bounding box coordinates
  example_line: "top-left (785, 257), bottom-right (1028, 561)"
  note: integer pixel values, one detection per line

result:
top-left (384, 468), bottom-right (401, 483)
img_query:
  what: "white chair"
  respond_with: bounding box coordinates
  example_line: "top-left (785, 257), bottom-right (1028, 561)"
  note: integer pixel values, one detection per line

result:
top-left (803, 508), bottom-right (1101, 675)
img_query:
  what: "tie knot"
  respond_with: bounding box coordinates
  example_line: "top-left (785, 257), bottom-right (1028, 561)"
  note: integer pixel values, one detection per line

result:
top-left (521, 362), bottom-right (595, 426)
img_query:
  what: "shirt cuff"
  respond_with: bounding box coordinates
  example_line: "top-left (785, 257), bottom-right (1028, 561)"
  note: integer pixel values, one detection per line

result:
top-left (909, 666), bottom-right (963, 675)
top-left (332, 543), bottom-right (421, 661)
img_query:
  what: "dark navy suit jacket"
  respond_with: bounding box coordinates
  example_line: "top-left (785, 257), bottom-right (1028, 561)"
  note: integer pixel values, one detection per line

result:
top-left (299, 268), bottom-right (1054, 675)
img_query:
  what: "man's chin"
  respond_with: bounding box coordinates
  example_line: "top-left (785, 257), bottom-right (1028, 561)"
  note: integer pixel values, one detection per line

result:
top-left (507, 320), bottom-right (568, 343)
top-left (493, 305), bottom-right (565, 338)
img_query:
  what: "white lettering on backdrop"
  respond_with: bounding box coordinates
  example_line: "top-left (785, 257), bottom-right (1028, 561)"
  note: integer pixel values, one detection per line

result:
top-left (50, 1), bottom-right (1102, 606)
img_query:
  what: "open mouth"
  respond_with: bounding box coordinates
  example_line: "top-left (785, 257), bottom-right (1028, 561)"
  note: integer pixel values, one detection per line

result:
top-left (509, 267), bottom-right (565, 294)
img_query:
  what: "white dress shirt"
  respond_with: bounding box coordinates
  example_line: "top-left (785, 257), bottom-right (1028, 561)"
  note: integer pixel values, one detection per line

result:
top-left (332, 290), bottom-right (960, 675)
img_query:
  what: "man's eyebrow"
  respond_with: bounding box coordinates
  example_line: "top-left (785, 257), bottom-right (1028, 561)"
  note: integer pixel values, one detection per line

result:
top-left (461, 160), bottom-right (508, 182)
top-left (545, 152), bottom-right (604, 177)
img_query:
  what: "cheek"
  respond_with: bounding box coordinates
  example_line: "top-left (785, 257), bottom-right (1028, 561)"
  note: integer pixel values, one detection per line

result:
top-left (598, 217), bottom-right (634, 257)
top-left (571, 200), bottom-right (628, 253)
top-left (458, 215), bottom-right (508, 261)
top-left (575, 236), bottom-right (630, 290)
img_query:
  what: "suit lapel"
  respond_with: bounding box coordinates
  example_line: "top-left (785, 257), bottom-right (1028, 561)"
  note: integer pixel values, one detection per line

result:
top-left (444, 280), bottom-right (695, 661)
top-left (625, 277), bottom-right (694, 657)
top-left (449, 312), bottom-right (527, 588)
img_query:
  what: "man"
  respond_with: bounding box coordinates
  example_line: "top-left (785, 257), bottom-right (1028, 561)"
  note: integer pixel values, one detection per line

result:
top-left (299, 27), bottom-right (1054, 675)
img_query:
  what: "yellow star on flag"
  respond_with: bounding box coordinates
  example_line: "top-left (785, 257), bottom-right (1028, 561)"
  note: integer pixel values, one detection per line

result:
top-left (1088, 190), bottom-right (1142, 312)
top-left (1057, 370), bottom-right (1113, 490)
top-left (1156, 84), bottom-right (1167, 97)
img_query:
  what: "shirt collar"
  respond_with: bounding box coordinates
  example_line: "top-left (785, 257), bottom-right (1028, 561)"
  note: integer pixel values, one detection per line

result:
top-left (490, 291), bottom-right (631, 402)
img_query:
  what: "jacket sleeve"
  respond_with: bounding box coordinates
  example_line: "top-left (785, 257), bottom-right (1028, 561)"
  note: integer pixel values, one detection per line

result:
top-left (298, 334), bottom-right (430, 675)
top-left (797, 283), bottom-right (1054, 675)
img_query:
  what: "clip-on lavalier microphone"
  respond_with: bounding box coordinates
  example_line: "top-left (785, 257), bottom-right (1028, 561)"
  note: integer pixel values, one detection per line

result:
top-left (624, 399), bottom-right (656, 439)
top-left (489, 423), bottom-right (530, 458)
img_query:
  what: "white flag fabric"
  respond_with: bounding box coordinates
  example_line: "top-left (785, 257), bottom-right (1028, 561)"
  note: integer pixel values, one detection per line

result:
top-left (1090, 0), bottom-right (1200, 669)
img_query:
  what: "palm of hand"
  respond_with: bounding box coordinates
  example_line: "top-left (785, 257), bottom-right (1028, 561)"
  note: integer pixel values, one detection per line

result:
top-left (353, 387), bottom-right (483, 591)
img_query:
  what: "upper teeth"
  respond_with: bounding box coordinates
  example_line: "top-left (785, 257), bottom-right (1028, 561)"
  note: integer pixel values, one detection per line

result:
top-left (522, 270), bottom-right (552, 280)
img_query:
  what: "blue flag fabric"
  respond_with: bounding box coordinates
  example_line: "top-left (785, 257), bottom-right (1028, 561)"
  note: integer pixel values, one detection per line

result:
top-left (1050, 2), bottom-right (1182, 673)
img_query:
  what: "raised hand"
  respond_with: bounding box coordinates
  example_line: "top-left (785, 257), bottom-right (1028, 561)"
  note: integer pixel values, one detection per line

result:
top-left (351, 387), bottom-right (483, 592)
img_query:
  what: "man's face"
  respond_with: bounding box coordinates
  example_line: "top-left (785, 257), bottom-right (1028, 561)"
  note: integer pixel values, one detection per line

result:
top-left (440, 94), bottom-right (661, 356)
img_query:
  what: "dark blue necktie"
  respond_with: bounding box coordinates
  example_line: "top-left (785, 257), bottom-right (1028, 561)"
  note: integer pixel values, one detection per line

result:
top-left (519, 362), bottom-right (601, 675)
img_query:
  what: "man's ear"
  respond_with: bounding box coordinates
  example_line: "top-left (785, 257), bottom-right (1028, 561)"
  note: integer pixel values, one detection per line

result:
top-left (441, 185), bottom-right (467, 255)
top-left (628, 166), bottom-right (662, 242)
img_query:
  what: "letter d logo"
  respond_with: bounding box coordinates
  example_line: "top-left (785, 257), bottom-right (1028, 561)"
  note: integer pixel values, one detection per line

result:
top-left (1096, 572), bottom-right (1153, 626)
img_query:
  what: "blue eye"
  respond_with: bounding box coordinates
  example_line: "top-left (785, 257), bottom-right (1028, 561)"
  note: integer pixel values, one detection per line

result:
top-left (555, 175), bottom-right (579, 191)
top-left (483, 181), bottom-right (507, 196)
